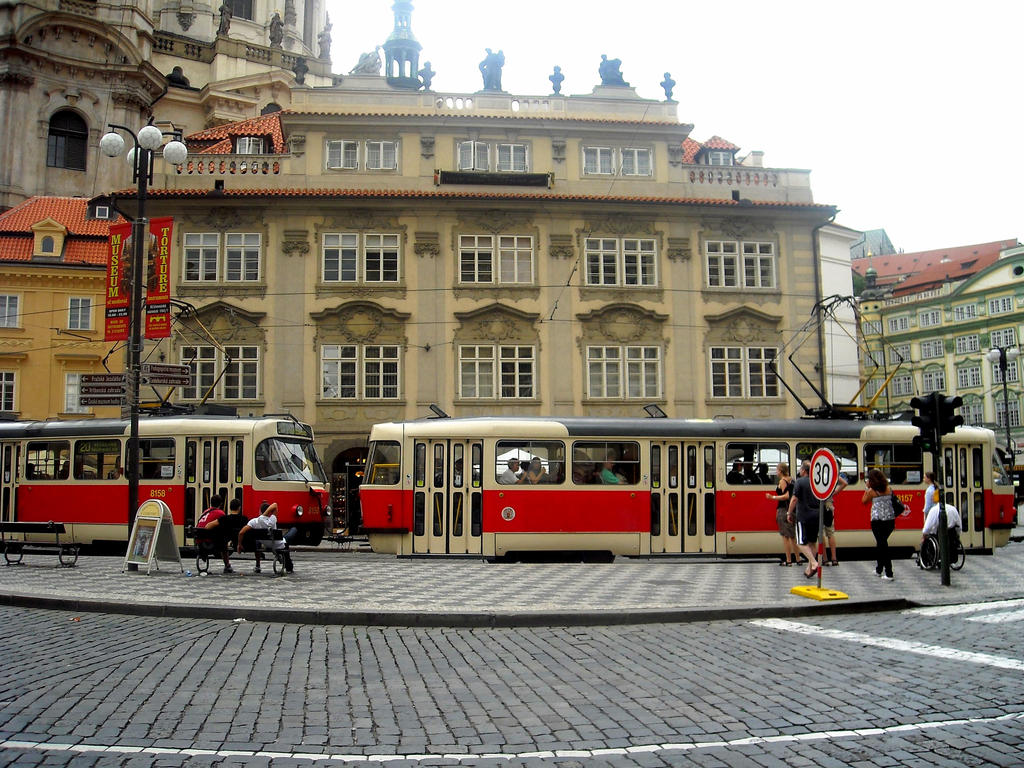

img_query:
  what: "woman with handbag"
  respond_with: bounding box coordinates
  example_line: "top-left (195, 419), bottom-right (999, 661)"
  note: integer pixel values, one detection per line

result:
top-left (862, 468), bottom-right (909, 580)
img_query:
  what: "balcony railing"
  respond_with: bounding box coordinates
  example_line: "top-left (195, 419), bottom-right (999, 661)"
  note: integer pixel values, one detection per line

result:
top-left (174, 155), bottom-right (282, 176)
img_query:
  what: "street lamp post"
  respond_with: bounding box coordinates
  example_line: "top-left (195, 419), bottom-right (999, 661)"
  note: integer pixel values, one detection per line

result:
top-left (986, 345), bottom-right (1020, 474)
top-left (98, 123), bottom-right (187, 554)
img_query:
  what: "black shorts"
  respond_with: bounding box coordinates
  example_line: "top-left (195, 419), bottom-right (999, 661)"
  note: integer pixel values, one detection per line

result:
top-left (796, 517), bottom-right (819, 546)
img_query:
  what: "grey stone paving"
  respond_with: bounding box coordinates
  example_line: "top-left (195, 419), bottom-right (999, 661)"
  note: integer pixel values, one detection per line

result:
top-left (0, 537), bottom-right (1022, 625)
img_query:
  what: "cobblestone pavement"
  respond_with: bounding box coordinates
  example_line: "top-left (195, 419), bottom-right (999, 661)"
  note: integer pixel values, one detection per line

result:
top-left (0, 599), bottom-right (1022, 767)
top-left (0, 537), bottom-right (1023, 626)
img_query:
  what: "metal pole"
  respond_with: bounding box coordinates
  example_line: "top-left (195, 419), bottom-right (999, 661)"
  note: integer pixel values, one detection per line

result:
top-left (127, 145), bottom-right (149, 558)
top-left (1000, 350), bottom-right (1013, 475)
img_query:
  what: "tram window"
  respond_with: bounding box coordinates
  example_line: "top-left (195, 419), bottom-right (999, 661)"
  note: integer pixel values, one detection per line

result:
top-left (724, 442), bottom-right (788, 485)
top-left (218, 441), bottom-right (229, 484)
top-left (943, 448), bottom-right (953, 486)
top-left (974, 448), bottom-right (987, 488)
top-left (471, 444), bottom-right (482, 488)
top-left (686, 446), bottom-right (696, 489)
top-left (651, 446), bottom-right (661, 488)
top-left (254, 438), bottom-right (324, 482)
top-left (864, 442), bottom-right (922, 485)
top-left (498, 440), bottom-right (566, 484)
top-left (26, 441), bottom-right (70, 480)
top-left (572, 441), bottom-right (638, 485)
top-left (703, 446), bottom-right (714, 489)
top-left (414, 442), bottom-right (426, 487)
top-left (991, 450), bottom-right (1011, 486)
top-left (141, 438), bottom-right (175, 479)
top-left (433, 444), bottom-right (444, 486)
top-left (186, 440), bottom-right (197, 483)
top-left (366, 441), bottom-right (401, 485)
top-left (235, 442), bottom-right (244, 483)
top-left (202, 442), bottom-right (212, 484)
top-left (959, 448), bottom-right (968, 488)
top-left (453, 444), bottom-right (464, 488)
top-left (797, 442), bottom-right (858, 484)
top-left (668, 445), bottom-right (679, 488)
top-left (73, 439), bottom-right (121, 480)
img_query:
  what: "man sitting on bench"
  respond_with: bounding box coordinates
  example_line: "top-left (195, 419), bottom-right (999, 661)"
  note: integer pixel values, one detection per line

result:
top-left (238, 501), bottom-right (294, 574)
top-left (196, 494), bottom-right (231, 573)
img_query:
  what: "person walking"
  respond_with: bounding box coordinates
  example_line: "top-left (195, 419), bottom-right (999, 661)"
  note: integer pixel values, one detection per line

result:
top-left (766, 462), bottom-right (796, 565)
top-left (787, 460), bottom-right (821, 578)
top-left (862, 468), bottom-right (909, 580)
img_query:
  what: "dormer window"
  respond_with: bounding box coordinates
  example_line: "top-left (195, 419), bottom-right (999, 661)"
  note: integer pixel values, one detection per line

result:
top-left (235, 136), bottom-right (264, 154)
top-left (706, 150), bottom-right (733, 166)
top-left (40, 236), bottom-right (55, 254)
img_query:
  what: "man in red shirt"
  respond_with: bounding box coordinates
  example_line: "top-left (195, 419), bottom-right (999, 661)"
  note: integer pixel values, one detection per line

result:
top-left (196, 494), bottom-right (232, 573)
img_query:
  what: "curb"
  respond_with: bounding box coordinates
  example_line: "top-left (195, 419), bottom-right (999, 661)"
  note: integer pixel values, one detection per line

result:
top-left (0, 591), bottom-right (915, 628)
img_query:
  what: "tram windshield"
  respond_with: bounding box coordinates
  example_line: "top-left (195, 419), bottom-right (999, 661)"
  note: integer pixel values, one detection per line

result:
top-left (254, 437), bottom-right (326, 483)
top-left (992, 453), bottom-right (1012, 486)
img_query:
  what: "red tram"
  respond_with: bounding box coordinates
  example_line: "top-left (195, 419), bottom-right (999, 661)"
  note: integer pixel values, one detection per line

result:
top-left (0, 415), bottom-right (331, 546)
top-left (359, 416), bottom-right (1016, 558)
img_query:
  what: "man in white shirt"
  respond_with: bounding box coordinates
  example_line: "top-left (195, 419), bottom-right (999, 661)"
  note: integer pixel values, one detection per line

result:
top-left (239, 501), bottom-right (294, 573)
top-left (499, 458), bottom-right (521, 484)
top-left (922, 502), bottom-right (961, 540)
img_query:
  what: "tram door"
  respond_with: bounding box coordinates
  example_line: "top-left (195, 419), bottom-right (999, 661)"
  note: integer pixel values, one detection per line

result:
top-left (682, 442), bottom-right (718, 553)
top-left (185, 436), bottom-right (245, 525)
top-left (649, 442), bottom-right (682, 553)
top-left (944, 443), bottom-right (986, 549)
top-left (412, 439), bottom-right (483, 555)
top-left (1, 443), bottom-right (18, 523)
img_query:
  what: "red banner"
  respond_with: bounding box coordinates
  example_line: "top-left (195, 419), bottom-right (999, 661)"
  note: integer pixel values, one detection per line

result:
top-left (145, 217), bottom-right (174, 339)
top-left (106, 217), bottom-right (175, 341)
top-left (104, 222), bottom-right (132, 342)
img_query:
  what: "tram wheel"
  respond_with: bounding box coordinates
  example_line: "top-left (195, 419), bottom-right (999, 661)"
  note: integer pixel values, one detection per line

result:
top-left (296, 524), bottom-right (323, 547)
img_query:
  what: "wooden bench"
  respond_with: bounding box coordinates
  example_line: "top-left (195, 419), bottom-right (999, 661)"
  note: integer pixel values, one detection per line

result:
top-left (0, 521), bottom-right (79, 567)
top-left (185, 525), bottom-right (289, 575)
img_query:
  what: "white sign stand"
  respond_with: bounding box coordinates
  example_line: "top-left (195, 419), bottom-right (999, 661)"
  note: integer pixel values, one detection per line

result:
top-left (122, 499), bottom-right (183, 574)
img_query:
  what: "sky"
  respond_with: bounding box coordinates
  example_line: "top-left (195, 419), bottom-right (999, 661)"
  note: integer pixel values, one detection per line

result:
top-left (326, 0), bottom-right (1022, 254)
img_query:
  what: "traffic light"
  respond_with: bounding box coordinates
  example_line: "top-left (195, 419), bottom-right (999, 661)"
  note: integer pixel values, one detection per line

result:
top-left (911, 392), bottom-right (938, 453)
top-left (937, 394), bottom-right (964, 435)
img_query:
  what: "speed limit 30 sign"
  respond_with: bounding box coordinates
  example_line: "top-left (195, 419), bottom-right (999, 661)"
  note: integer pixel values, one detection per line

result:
top-left (810, 448), bottom-right (839, 501)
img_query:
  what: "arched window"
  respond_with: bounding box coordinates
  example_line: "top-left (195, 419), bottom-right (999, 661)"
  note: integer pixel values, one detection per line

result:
top-left (47, 110), bottom-right (88, 171)
top-left (40, 236), bottom-right (54, 253)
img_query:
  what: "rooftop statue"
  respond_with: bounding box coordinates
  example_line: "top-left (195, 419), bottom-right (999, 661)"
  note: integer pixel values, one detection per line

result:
top-left (549, 65), bottom-right (564, 95)
top-left (598, 54), bottom-right (629, 87)
top-left (479, 48), bottom-right (505, 91)
top-left (269, 11), bottom-right (284, 48)
top-left (318, 20), bottom-right (332, 60)
top-left (660, 72), bottom-right (676, 100)
top-left (418, 61), bottom-right (435, 90)
top-left (216, 2), bottom-right (231, 36)
top-left (350, 46), bottom-right (383, 75)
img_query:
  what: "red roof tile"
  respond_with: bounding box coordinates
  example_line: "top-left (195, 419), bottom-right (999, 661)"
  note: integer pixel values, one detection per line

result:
top-left (681, 138), bottom-right (701, 164)
top-left (185, 113), bottom-right (286, 153)
top-left (703, 135), bottom-right (739, 151)
top-left (138, 186), bottom-right (835, 211)
top-left (0, 196), bottom-right (125, 235)
top-left (852, 239), bottom-right (1018, 281)
top-left (0, 236), bottom-right (108, 265)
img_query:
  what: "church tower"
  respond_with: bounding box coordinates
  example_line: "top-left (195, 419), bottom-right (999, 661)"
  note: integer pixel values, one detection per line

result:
top-left (382, 0), bottom-right (422, 90)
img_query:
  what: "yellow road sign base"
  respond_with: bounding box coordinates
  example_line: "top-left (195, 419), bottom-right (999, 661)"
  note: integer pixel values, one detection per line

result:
top-left (790, 585), bottom-right (849, 601)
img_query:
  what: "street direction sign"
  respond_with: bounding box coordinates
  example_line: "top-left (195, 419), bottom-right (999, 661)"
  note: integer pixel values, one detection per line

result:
top-left (140, 363), bottom-right (191, 386)
top-left (810, 448), bottom-right (839, 501)
top-left (80, 395), bottom-right (126, 406)
top-left (81, 373), bottom-right (126, 386)
top-left (79, 385), bottom-right (126, 396)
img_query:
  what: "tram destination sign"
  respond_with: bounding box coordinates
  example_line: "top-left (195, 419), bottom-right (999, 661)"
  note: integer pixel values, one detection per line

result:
top-left (140, 363), bottom-right (191, 386)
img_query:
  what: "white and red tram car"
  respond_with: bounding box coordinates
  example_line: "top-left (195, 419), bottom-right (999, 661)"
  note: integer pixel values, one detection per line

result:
top-left (0, 415), bottom-right (331, 546)
top-left (360, 416), bottom-right (1016, 558)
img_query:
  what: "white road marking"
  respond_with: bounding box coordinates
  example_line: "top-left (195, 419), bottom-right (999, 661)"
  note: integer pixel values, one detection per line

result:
top-left (966, 608), bottom-right (1024, 624)
top-left (901, 598), bottom-right (1024, 617)
top-left (751, 618), bottom-right (1024, 671)
top-left (3, 712), bottom-right (1023, 763)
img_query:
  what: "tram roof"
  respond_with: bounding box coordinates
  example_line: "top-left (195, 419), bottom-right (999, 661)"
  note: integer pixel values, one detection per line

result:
top-left (0, 414), bottom-right (311, 439)
top-left (371, 416), bottom-right (994, 443)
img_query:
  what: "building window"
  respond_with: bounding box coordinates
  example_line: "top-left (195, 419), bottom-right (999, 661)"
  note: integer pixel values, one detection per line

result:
top-left (710, 346), bottom-right (778, 398)
top-left (40, 236), bottom-right (55, 254)
top-left (321, 344), bottom-right (400, 399)
top-left (620, 148), bottom-right (652, 176)
top-left (458, 345), bottom-right (534, 399)
top-left (864, 378), bottom-right (882, 399)
top-left (366, 141), bottom-right (398, 170)
top-left (183, 233), bottom-right (261, 283)
top-left (922, 369), bottom-right (946, 391)
top-left (920, 339), bottom-right (944, 359)
top-left (991, 328), bottom-right (1017, 349)
top-left (0, 295), bottom-right (19, 327)
top-left (862, 320), bottom-right (882, 336)
top-left (68, 297), bottom-right (92, 330)
top-left (458, 235), bottom-right (533, 284)
top-left (181, 345), bottom-right (259, 400)
top-left (588, 346), bottom-right (662, 399)
top-left (952, 304), bottom-right (977, 321)
top-left (887, 316), bottom-right (910, 333)
top-left (957, 365), bottom-right (982, 389)
top-left (582, 146), bottom-right (614, 175)
top-left (961, 400), bottom-right (984, 426)
top-left (458, 141), bottom-right (489, 171)
top-left (919, 309), bottom-right (941, 328)
top-left (495, 143), bottom-right (528, 172)
top-left (705, 241), bottom-right (776, 289)
top-left (322, 233), bottom-right (400, 283)
top-left (584, 237), bottom-right (657, 287)
top-left (706, 150), bottom-right (733, 166)
top-left (228, 0), bottom-right (253, 19)
top-left (993, 360), bottom-right (1019, 385)
top-left (996, 396), bottom-right (1021, 429)
top-left (64, 373), bottom-right (88, 414)
top-left (0, 371), bottom-right (14, 411)
top-left (326, 140), bottom-right (359, 169)
top-left (235, 137), bottom-right (264, 154)
top-left (955, 334), bottom-right (980, 355)
top-left (891, 374), bottom-right (914, 397)
top-left (888, 344), bottom-right (910, 366)
top-left (46, 110), bottom-right (87, 171)
top-left (989, 296), bottom-right (1014, 315)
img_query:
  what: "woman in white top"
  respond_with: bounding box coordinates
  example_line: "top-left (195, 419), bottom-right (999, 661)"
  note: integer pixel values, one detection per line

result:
top-left (862, 468), bottom-right (908, 580)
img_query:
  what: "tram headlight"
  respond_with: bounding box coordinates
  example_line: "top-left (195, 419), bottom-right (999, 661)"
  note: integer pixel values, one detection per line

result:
top-left (294, 505), bottom-right (303, 517)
